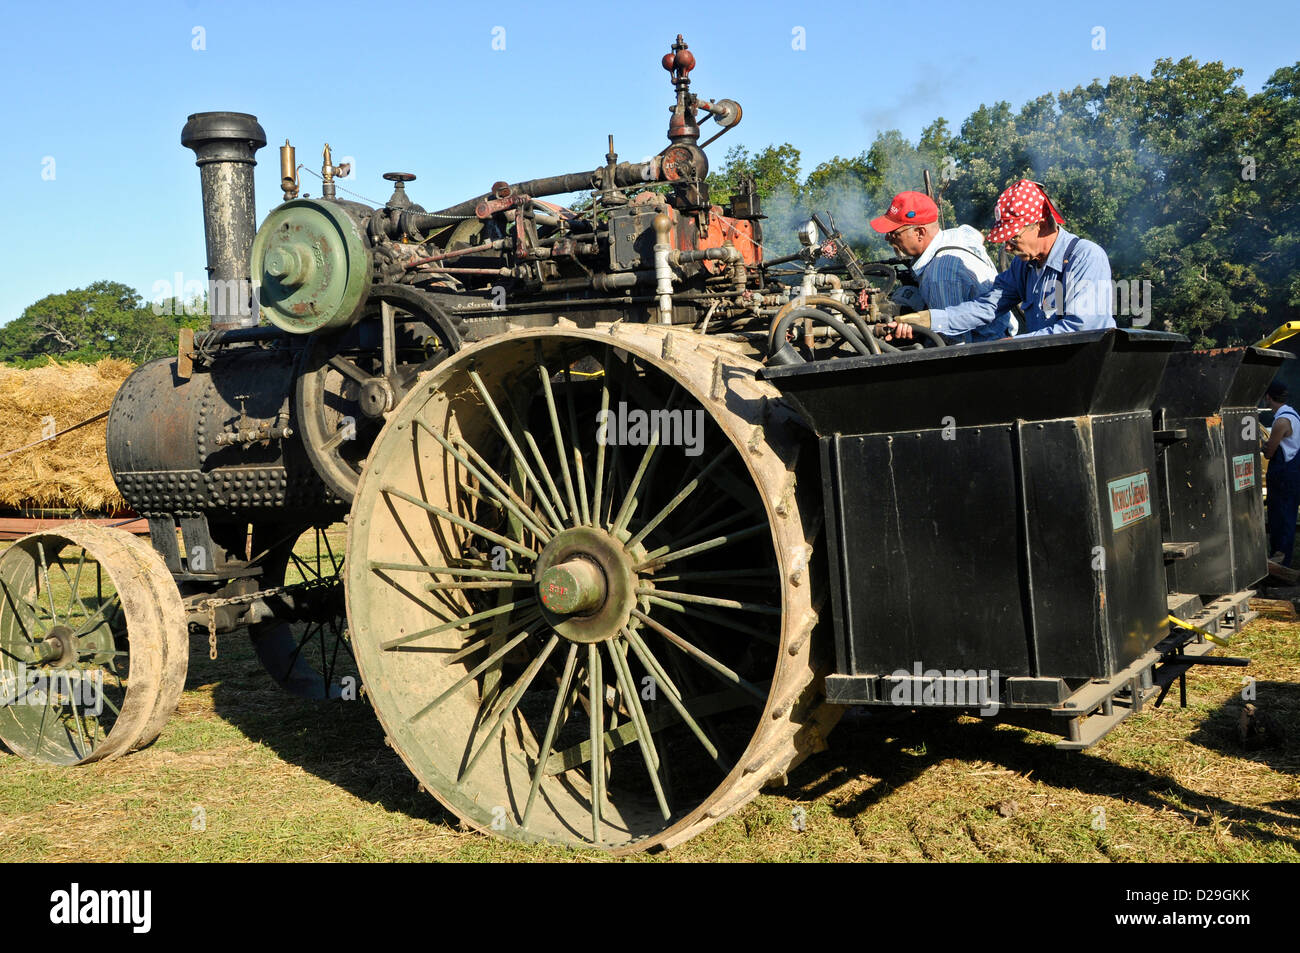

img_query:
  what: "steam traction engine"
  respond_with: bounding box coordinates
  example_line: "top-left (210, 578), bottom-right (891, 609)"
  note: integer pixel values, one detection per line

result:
top-left (0, 37), bottom-right (1282, 854)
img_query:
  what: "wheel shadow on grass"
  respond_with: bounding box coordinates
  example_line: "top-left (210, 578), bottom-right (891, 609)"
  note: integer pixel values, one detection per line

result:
top-left (197, 626), bottom-right (453, 827)
top-left (783, 704), bottom-right (1300, 852)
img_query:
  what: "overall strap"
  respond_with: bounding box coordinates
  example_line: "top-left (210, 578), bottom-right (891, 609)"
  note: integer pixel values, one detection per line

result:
top-left (1058, 236), bottom-right (1082, 306)
top-left (931, 244), bottom-right (987, 261)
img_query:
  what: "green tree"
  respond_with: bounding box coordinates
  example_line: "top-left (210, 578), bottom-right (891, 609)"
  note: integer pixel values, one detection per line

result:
top-left (706, 143), bottom-right (804, 204)
top-left (0, 281), bottom-right (205, 366)
top-left (719, 54), bottom-right (1300, 345)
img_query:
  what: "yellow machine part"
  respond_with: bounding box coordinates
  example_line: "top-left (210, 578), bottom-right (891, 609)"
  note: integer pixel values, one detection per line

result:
top-left (1255, 321), bottom-right (1300, 349)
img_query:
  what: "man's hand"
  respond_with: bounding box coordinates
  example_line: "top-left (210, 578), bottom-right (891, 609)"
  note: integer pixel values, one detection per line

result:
top-left (873, 310), bottom-right (931, 342)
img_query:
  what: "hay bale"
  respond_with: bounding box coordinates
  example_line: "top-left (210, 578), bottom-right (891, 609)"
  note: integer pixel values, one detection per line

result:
top-left (0, 359), bottom-right (133, 512)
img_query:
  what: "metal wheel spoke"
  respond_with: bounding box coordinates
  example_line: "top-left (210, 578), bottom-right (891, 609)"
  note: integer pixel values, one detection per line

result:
top-left (641, 508), bottom-right (754, 563)
top-left (327, 353), bottom-right (374, 387)
top-left (634, 523), bottom-right (769, 572)
top-left (627, 446), bottom-right (736, 549)
top-left (319, 424), bottom-right (353, 453)
top-left (64, 548), bottom-right (88, 621)
top-left (289, 551), bottom-right (319, 581)
top-left (0, 580), bottom-right (38, 642)
top-left (610, 426), bottom-right (662, 536)
top-left (631, 608), bottom-right (767, 700)
top-left (409, 622), bottom-right (540, 722)
top-left (453, 435), bottom-right (557, 540)
top-left (71, 593), bottom-right (122, 638)
top-left (414, 418), bottom-right (555, 542)
top-left (466, 368), bottom-right (566, 530)
top-left (98, 690), bottom-right (121, 718)
top-left (606, 638), bottom-right (670, 820)
top-left (643, 597), bottom-right (780, 645)
top-left (522, 430), bottom-right (570, 525)
top-left (34, 687), bottom-right (53, 755)
top-left (320, 530), bottom-right (342, 576)
top-left (0, 641), bottom-right (31, 663)
top-left (522, 642), bottom-right (579, 827)
top-left (623, 627), bottom-right (726, 769)
top-left (537, 361), bottom-right (582, 528)
top-left (590, 349), bottom-right (614, 529)
top-left (460, 634), bottom-right (560, 782)
top-left (444, 610), bottom-right (543, 664)
top-left (36, 543), bottom-right (59, 624)
top-left (382, 598), bottom-right (537, 651)
top-left (369, 561), bottom-right (530, 581)
top-left (587, 643), bottom-right (604, 843)
top-left (651, 568), bottom-right (779, 584)
top-left (382, 486), bottom-right (538, 560)
top-left (65, 678), bottom-right (90, 758)
top-left (284, 620), bottom-right (320, 679)
top-left (638, 586), bottom-right (779, 615)
top-left (560, 365), bottom-right (593, 525)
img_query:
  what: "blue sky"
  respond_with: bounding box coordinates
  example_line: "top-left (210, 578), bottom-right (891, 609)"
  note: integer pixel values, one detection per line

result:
top-left (1, 0), bottom-right (1296, 324)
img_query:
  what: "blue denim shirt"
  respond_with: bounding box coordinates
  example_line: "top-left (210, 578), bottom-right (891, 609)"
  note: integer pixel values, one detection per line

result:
top-left (928, 227), bottom-right (1115, 338)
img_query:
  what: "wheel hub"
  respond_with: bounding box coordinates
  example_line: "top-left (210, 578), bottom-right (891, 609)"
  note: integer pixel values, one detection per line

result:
top-left (534, 527), bottom-right (636, 644)
top-left (35, 625), bottom-right (77, 666)
top-left (359, 378), bottom-right (395, 417)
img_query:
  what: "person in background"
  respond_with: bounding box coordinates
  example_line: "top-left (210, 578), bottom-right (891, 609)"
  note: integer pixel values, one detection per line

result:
top-left (870, 190), bottom-right (1012, 343)
top-left (878, 179), bottom-right (1114, 341)
top-left (1263, 381), bottom-right (1300, 566)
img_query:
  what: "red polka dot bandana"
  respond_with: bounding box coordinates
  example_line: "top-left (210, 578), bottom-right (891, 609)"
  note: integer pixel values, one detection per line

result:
top-left (987, 179), bottom-right (1065, 243)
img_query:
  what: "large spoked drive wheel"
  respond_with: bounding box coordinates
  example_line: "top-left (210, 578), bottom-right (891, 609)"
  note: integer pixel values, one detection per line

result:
top-left (247, 522), bottom-right (355, 700)
top-left (0, 524), bottom-right (187, 765)
top-left (346, 323), bottom-right (839, 852)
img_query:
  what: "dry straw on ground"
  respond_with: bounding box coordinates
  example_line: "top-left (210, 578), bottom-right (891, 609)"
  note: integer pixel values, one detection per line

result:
top-left (0, 359), bottom-right (131, 512)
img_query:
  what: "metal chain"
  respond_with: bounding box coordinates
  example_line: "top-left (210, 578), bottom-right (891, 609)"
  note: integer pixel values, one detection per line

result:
top-left (198, 577), bottom-right (334, 660)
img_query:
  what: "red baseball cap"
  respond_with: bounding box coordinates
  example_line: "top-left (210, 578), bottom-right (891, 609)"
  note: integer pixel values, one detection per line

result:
top-left (987, 179), bottom-right (1064, 243)
top-left (870, 191), bottom-right (939, 233)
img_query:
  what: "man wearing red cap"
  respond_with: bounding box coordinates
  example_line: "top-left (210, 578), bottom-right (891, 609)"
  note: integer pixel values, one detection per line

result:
top-left (878, 180), bottom-right (1114, 341)
top-left (870, 191), bottom-right (1010, 342)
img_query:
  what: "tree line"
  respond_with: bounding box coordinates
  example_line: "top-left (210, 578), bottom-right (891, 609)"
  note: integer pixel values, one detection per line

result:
top-left (707, 57), bottom-right (1299, 348)
top-left (0, 281), bottom-right (205, 367)
top-left (2, 56), bottom-right (1295, 361)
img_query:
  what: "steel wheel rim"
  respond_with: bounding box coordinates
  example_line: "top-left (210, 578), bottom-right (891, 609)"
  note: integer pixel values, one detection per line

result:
top-left (347, 325), bottom-right (828, 851)
top-left (0, 528), bottom-right (169, 765)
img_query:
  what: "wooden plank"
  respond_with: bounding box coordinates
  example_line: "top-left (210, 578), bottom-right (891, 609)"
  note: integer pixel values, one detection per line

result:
top-left (0, 516), bottom-right (149, 541)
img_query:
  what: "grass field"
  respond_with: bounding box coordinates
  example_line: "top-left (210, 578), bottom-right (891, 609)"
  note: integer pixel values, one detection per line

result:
top-left (0, 533), bottom-right (1296, 861)
top-left (2, 369), bottom-right (1291, 860)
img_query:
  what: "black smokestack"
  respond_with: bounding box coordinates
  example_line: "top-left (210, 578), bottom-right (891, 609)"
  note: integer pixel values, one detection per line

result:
top-left (181, 112), bottom-right (267, 331)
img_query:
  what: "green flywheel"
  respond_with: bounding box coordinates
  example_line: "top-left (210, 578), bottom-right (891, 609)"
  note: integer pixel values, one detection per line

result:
top-left (251, 198), bottom-right (372, 334)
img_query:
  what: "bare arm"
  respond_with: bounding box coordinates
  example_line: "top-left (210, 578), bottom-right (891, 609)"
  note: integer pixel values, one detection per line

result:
top-left (1265, 416), bottom-right (1291, 459)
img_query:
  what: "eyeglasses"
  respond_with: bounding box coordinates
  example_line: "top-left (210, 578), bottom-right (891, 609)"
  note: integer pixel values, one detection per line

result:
top-left (885, 225), bottom-right (920, 244)
top-left (1007, 221), bottom-right (1037, 245)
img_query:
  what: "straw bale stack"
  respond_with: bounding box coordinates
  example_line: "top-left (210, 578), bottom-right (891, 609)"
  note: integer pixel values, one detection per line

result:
top-left (0, 359), bottom-right (132, 512)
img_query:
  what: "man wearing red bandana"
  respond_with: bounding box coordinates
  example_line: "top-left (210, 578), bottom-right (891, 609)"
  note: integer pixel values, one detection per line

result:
top-left (878, 180), bottom-right (1115, 341)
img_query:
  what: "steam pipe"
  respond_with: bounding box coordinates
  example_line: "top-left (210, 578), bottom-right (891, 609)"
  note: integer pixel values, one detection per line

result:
top-left (421, 161), bottom-right (659, 224)
top-left (653, 213), bottom-right (675, 324)
top-left (181, 112), bottom-right (267, 331)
